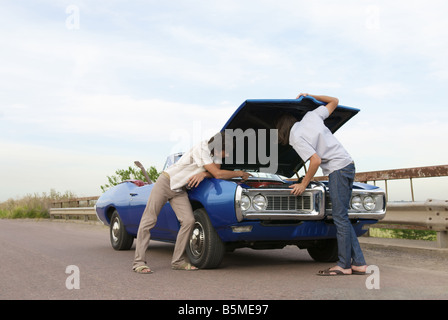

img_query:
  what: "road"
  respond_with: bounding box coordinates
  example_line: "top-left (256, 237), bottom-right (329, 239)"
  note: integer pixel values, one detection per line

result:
top-left (1, 219), bottom-right (447, 300)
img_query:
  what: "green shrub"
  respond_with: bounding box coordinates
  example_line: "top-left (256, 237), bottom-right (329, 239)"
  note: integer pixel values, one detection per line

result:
top-left (369, 228), bottom-right (437, 241)
top-left (101, 164), bottom-right (160, 192)
top-left (0, 189), bottom-right (75, 219)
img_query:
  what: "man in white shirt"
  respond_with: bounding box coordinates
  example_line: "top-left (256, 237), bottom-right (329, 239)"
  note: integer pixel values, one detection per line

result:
top-left (276, 93), bottom-right (367, 276)
top-left (133, 132), bottom-right (251, 274)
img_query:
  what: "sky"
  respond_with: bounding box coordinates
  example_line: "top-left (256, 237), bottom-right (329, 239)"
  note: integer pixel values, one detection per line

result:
top-left (1, 0), bottom-right (447, 202)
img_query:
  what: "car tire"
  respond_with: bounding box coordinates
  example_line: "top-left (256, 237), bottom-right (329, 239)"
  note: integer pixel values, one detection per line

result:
top-left (110, 210), bottom-right (134, 250)
top-left (186, 208), bottom-right (225, 269)
top-left (306, 239), bottom-right (338, 262)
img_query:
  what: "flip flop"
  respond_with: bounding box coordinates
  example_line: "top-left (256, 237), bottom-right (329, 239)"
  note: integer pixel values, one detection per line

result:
top-left (352, 265), bottom-right (368, 275)
top-left (317, 268), bottom-right (349, 276)
top-left (351, 270), bottom-right (367, 275)
top-left (133, 265), bottom-right (153, 274)
top-left (172, 262), bottom-right (199, 271)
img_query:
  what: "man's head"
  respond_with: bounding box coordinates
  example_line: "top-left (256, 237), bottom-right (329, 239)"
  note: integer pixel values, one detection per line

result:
top-left (208, 131), bottom-right (231, 159)
top-left (275, 113), bottom-right (298, 146)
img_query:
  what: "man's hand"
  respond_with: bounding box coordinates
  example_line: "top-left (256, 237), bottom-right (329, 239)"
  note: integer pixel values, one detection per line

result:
top-left (295, 92), bottom-right (339, 116)
top-left (289, 182), bottom-right (307, 196)
top-left (296, 92), bottom-right (309, 99)
top-left (187, 172), bottom-right (207, 188)
top-left (240, 171), bottom-right (251, 182)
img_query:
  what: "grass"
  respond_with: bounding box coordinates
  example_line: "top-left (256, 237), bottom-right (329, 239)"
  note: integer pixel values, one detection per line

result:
top-left (0, 189), bottom-right (77, 219)
top-left (369, 227), bottom-right (437, 241)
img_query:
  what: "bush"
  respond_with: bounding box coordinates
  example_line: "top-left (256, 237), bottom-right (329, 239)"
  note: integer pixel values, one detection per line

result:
top-left (0, 189), bottom-right (76, 219)
top-left (369, 227), bottom-right (437, 241)
top-left (101, 164), bottom-right (160, 192)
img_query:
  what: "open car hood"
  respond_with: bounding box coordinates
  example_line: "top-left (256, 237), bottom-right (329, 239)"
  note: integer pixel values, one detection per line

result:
top-left (220, 96), bottom-right (360, 177)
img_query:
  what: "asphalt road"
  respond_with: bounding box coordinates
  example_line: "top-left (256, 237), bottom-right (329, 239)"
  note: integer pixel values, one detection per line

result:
top-left (1, 219), bottom-right (447, 300)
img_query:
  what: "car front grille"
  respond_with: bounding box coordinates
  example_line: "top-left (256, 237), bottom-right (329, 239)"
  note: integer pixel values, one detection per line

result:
top-left (266, 195), bottom-right (312, 211)
top-left (236, 186), bottom-right (326, 221)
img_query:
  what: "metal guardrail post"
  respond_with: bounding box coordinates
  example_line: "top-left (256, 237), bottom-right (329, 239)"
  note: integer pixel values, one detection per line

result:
top-left (438, 231), bottom-right (448, 248)
top-left (425, 199), bottom-right (448, 248)
top-left (382, 199), bottom-right (448, 248)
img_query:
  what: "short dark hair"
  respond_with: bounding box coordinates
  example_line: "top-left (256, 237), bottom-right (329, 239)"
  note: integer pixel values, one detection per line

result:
top-left (208, 131), bottom-right (231, 156)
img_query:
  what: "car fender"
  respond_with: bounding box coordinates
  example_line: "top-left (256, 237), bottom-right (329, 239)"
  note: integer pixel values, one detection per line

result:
top-left (188, 178), bottom-right (238, 228)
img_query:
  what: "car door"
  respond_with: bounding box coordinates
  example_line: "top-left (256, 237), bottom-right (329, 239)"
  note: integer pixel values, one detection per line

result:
top-left (127, 184), bottom-right (179, 241)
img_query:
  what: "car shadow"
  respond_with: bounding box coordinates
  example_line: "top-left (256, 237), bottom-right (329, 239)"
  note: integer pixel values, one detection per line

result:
top-left (220, 246), bottom-right (316, 269)
top-left (145, 241), bottom-right (318, 270)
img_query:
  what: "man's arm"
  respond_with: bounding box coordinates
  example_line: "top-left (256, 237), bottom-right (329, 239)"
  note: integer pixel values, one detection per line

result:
top-left (296, 93), bottom-right (339, 116)
top-left (289, 153), bottom-right (321, 196)
top-left (204, 163), bottom-right (251, 181)
top-left (187, 163), bottom-right (251, 188)
top-left (187, 171), bottom-right (213, 188)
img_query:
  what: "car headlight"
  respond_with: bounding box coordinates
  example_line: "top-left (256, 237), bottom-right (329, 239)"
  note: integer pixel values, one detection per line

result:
top-left (363, 196), bottom-right (376, 211)
top-left (351, 195), bottom-right (363, 210)
top-left (252, 194), bottom-right (267, 211)
top-left (240, 195), bottom-right (251, 211)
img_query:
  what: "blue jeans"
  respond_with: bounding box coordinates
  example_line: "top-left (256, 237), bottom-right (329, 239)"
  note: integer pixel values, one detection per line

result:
top-left (328, 162), bottom-right (366, 269)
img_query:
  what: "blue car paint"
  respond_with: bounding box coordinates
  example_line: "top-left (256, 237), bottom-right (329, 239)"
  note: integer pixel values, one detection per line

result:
top-left (216, 219), bottom-right (374, 243)
top-left (95, 97), bottom-right (384, 251)
top-left (222, 97), bottom-right (359, 131)
top-left (96, 178), bottom-right (378, 244)
top-left (96, 182), bottom-right (178, 241)
top-left (97, 177), bottom-right (240, 239)
top-left (188, 178), bottom-right (239, 227)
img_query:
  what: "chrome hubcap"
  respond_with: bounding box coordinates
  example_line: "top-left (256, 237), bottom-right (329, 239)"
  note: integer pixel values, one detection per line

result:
top-left (189, 222), bottom-right (205, 258)
top-left (111, 219), bottom-right (120, 242)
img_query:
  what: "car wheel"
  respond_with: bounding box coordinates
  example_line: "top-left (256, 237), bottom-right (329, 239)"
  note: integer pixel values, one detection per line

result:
top-left (306, 239), bottom-right (338, 262)
top-left (110, 210), bottom-right (134, 250)
top-left (186, 208), bottom-right (225, 269)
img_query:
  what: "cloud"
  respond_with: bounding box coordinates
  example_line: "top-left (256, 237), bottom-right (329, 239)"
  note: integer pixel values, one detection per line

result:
top-left (1, 1), bottom-right (448, 202)
top-left (337, 110), bottom-right (448, 171)
top-left (3, 94), bottom-right (234, 141)
top-left (0, 95), bottom-right (236, 201)
top-left (0, 139), bottom-right (131, 199)
top-left (301, 1), bottom-right (448, 79)
top-left (355, 82), bottom-right (409, 99)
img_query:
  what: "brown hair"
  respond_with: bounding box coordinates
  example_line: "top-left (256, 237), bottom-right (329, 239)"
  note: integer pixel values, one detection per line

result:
top-left (275, 113), bottom-right (298, 145)
top-left (208, 131), bottom-right (230, 156)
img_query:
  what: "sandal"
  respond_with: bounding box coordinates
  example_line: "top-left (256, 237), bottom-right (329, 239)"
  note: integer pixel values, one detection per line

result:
top-left (172, 262), bottom-right (199, 271)
top-left (133, 265), bottom-right (153, 274)
top-left (352, 265), bottom-right (368, 275)
top-left (351, 269), bottom-right (367, 275)
top-left (317, 268), bottom-right (349, 276)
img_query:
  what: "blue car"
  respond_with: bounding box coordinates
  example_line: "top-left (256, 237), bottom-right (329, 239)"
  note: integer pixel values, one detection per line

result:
top-left (95, 97), bottom-right (386, 268)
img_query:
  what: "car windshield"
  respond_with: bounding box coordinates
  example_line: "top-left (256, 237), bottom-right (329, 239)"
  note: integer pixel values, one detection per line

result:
top-left (163, 152), bottom-right (184, 170)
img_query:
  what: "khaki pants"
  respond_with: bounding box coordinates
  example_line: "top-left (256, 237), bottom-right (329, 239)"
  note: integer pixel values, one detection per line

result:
top-left (132, 173), bottom-right (195, 269)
